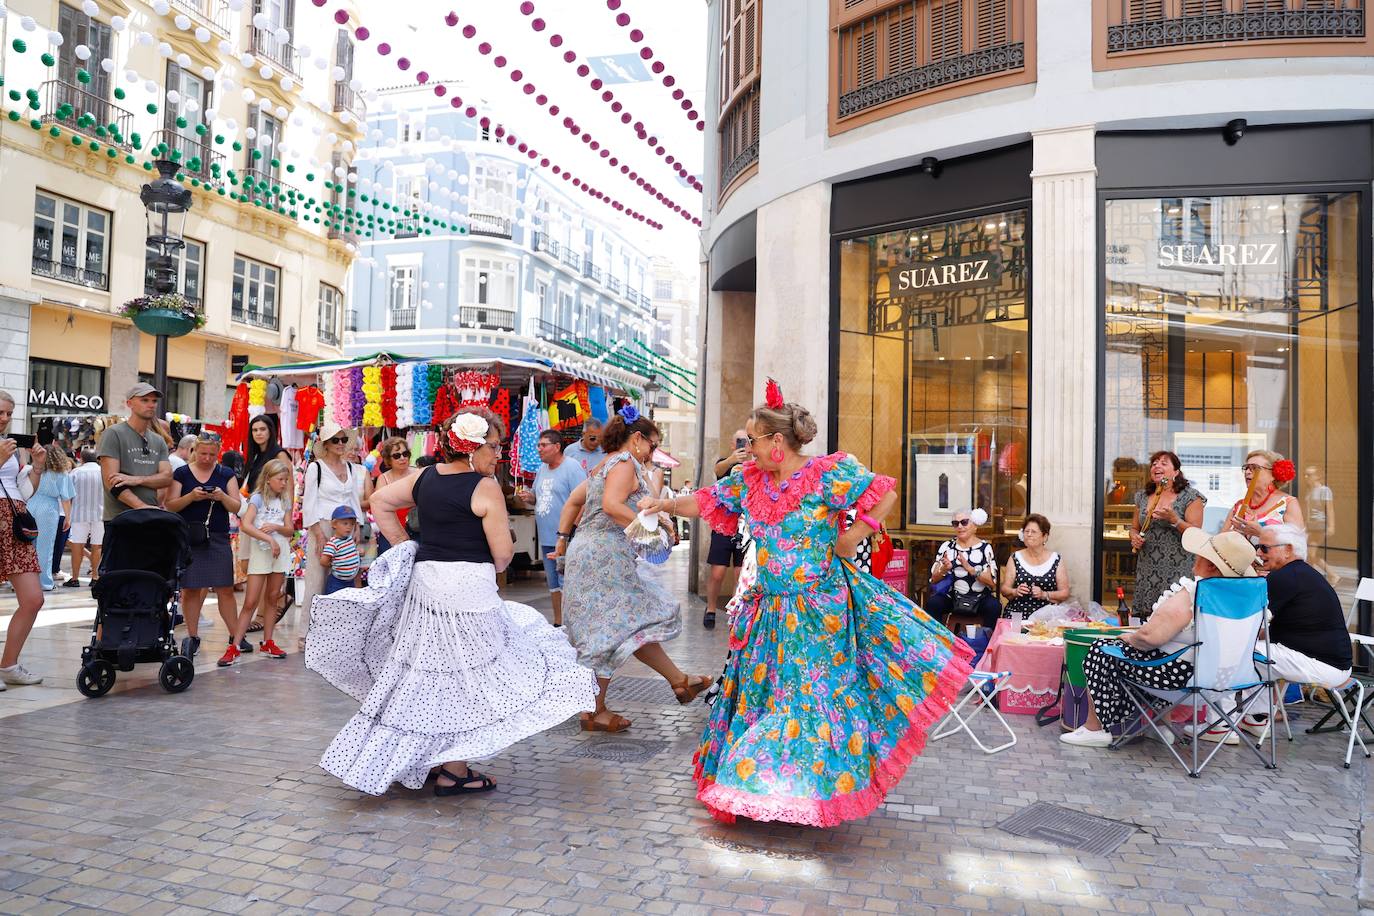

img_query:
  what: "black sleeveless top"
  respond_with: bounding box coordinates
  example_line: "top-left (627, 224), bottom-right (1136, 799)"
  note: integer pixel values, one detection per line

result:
top-left (412, 467), bottom-right (495, 565)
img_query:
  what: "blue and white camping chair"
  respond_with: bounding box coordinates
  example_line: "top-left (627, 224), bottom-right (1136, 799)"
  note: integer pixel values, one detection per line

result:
top-left (1102, 577), bottom-right (1277, 777)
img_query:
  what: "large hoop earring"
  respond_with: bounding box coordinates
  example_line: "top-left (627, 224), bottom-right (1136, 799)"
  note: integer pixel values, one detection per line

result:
top-left (769, 444), bottom-right (784, 463)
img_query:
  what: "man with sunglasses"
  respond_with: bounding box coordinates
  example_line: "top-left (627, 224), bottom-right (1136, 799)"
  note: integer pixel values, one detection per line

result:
top-left (97, 383), bottom-right (173, 522)
top-left (1238, 523), bottom-right (1353, 739)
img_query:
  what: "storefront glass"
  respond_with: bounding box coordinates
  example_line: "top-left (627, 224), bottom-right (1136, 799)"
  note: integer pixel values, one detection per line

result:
top-left (28, 359), bottom-right (106, 416)
top-left (837, 207), bottom-right (1029, 590)
top-left (1101, 191), bottom-right (1361, 612)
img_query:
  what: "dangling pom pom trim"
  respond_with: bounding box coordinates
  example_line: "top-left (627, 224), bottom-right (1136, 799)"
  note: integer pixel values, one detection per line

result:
top-left (764, 377), bottom-right (784, 410)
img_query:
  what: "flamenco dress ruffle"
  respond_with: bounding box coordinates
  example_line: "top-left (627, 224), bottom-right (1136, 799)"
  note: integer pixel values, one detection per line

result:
top-left (307, 541), bottom-right (598, 795)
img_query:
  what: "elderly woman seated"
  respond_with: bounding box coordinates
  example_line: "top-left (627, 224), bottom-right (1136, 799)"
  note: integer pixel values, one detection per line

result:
top-left (1061, 529), bottom-right (1258, 748)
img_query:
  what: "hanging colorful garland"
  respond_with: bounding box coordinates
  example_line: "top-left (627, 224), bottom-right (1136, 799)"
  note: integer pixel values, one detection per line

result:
top-left (361, 365), bottom-right (384, 427)
top-left (380, 364), bottom-right (399, 427)
top-left (247, 378), bottom-right (268, 419)
top-left (602, 0), bottom-right (705, 134)
top-left (394, 365), bottom-right (414, 427)
top-left (432, 384), bottom-right (461, 427)
top-left (347, 366), bottom-right (366, 427)
top-left (513, 2), bottom-right (702, 192)
top-left (330, 369), bottom-right (350, 426)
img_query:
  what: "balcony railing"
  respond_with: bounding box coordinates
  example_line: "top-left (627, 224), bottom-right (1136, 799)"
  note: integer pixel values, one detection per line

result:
top-left (583, 261), bottom-right (604, 285)
top-left (468, 212), bottom-right (513, 239)
top-left (318, 323), bottom-right (341, 347)
top-left (346, 309), bottom-right (359, 332)
top-left (532, 317), bottom-right (575, 343)
top-left (607, 276), bottom-right (623, 295)
top-left (560, 248), bottom-right (581, 272)
top-left (328, 220), bottom-right (358, 243)
top-left (41, 80), bottom-right (135, 149)
top-left (333, 82), bottom-right (367, 124)
top-left (834, 0), bottom-right (1028, 122)
top-left (249, 26), bottom-right (301, 79)
top-left (148, 129), bottom-right (226, 180)
top-left (719, 83), bottom-right (760, 193)
top-left (169, 0), bottom-right (234, 37)
top-left (458, 306), bottom-right (516, 331)
top-left (534, 231), bottom-right (562, 259)
top-left (238, 167), bottom-right (309, 215)
top-left (33, 256), bottom-right (108, 290)
top-left (232, 305), bottom-right (279, 330)
top-left (1105, 0), bottom-right (1365, 54)
top-left (389, 308), bottom-right (417, 330)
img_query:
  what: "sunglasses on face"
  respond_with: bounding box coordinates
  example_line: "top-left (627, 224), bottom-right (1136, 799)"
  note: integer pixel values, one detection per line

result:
top-left (952, 519), bottom-right (971, 527)
top-left (391, 451), bottom-right (409, 459)
top-left (1255, 543), bottom-right (1290, 554)
top-left (326, 436), bottom-right (348, 445)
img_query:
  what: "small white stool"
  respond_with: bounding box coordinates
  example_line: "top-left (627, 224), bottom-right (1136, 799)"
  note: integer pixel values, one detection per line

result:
top-left (931, 670), bottom-right (1017, 754)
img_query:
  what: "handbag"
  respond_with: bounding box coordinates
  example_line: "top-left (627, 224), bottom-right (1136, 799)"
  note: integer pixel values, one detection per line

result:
top-left (869, 526), bottom-right (894, 578)
top-left (0, 477), bottom-right (37, 544)
top-left (188, 514), bottom-right (210, 547)
top-left (952, 590), bottom-right (982, 616)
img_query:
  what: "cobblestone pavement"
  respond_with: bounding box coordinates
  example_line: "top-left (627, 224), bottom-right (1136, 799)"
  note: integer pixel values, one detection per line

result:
top-left (1, 551), bottom-right (1371, 915)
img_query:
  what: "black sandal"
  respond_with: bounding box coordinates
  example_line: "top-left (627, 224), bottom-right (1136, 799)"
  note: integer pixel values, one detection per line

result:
top-left (246, 620), bottom-right (264, 634)
top-left (433, 765), bottom-right (496, 796)
top-left (275, 593), bottom-right (294, 624)
top-left (702, 611), bottom-right (716, 629)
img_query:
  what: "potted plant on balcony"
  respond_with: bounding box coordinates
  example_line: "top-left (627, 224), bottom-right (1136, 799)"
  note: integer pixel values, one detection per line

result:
top-left (120, 292), bottom-right (204, 338)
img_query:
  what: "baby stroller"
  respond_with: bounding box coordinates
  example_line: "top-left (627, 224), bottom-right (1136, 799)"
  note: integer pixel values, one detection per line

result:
top-left (76, 508), bottom-right (194, 698)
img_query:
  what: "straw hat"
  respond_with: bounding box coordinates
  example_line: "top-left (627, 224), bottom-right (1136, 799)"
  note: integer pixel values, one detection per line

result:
top-left (1182, 528), bottom-right (1257, 578)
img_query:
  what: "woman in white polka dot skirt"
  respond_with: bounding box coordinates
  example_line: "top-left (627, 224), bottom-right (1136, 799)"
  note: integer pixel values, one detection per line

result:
top-left (307, 409), bottom-right (598, 796)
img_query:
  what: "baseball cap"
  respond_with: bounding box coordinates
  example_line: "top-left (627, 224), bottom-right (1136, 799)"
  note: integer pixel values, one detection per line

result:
top-left (331, 505), bottom-right (357, 521)
top-left (126, 382), bottom-right (162, 400)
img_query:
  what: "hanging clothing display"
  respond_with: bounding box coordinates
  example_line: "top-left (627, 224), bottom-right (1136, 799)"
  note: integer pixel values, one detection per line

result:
top-left (550, 381), bottom-right (590, 431)
top-left (279, 385), bottom-right (303, 449)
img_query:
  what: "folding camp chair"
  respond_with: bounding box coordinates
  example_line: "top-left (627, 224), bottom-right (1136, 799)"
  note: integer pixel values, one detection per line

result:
top-left (1102, 577), bottom-right (1276, 777)
top-left (1276, 633), bottom-right (1374, 769)
top-left (931, 670), bottom-right (1017, 754)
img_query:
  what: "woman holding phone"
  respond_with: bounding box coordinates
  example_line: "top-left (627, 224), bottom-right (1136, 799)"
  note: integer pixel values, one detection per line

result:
top-left (0, 390), bottom-right (44, 688)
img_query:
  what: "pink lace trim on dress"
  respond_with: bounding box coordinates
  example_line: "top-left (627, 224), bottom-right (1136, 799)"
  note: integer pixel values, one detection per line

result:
top-left (696, 486), bottom-right (740, 537)
top-left (739, 453), bottom-right (844, 526)
top-left (692, 637), bottom-right (975, 828)
top-left (853, 473), bottom-right (896, 516)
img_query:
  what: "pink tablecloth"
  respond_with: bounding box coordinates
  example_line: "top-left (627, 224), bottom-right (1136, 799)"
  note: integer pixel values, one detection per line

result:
top-left (974, 619), bottom-right (1065, 715)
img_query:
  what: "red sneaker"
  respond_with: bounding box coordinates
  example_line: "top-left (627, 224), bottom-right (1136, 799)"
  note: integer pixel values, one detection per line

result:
top-left (260, 639), bottom-right (286, 659)
top-left (216, 644), bottom-right (240, 668)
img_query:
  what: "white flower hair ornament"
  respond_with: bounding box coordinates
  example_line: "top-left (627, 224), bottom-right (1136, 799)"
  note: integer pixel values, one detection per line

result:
top-left (447, 413), bottom-right (490, 454)
top-left (969, 508), bottom-right (989, 526)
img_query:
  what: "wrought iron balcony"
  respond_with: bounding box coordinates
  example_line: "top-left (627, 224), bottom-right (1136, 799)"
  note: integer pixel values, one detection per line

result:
top-left (147, 129), bottom-right (225, 180)
top-left (389, 308), bottom-right (417, 330)
top-left (560, 248), bottom-right (581, 272)
top-left (607, 276), bottom-right (623, 295)
top-left (468, 212), bottom-right (513, 239)
top-left (833, 0), bottom-right (1028, 121)
top-left (232, 304), bottom-right (279, 330)
top-left (333, 82), bottom-right (367, 124)
top-left (532, 317), bottom-right (575, 343)
top-left (249, 26), bottom-right (301, 79)
top-left (1105, 0), bottom-right (1365, 54)
top-left (458, 306), bottom-right (516, 331)
top-left (33, 256), bottom-right (107, 290)
top-left (40, 80), bottom-right (135, 149)
top-left (720, 83), bottom-right (760, 192)
top-left (318, 323), bottom-right (341, 347)
top-left (583, 261), bottom-right (604, 284)
top-left (237, 167), bottom-right (310, 215)
top-left (533, 231), bottom-right (562, 259)
top-left (346, 309), bottom-right (359, 332)
top-left (169, 0), bottom-right (234, 37)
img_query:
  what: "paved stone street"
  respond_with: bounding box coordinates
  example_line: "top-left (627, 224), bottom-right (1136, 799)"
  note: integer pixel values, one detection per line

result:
top-left (0, 551), bottom-right (1371, 915)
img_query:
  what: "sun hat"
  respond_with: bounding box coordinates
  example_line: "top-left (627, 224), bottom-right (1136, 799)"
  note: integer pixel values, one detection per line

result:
top-left (1181, 528), bottom-right (1257, 578)
top-left (317, 422), bottom-right (350, 444)
top-left (331, 505), bottom-right (357, 521)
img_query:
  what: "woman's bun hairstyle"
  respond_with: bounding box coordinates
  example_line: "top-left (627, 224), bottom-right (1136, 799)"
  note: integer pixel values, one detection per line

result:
top-left (749, 402), bottom-right (818, 449)
top-left (601, 411), bottom-right (660, 453)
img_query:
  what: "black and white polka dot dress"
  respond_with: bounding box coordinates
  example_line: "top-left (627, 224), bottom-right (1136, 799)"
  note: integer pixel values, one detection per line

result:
top-left (1080, 578), bottom-right (1196, 727)
top-left (934, 538), bottom-right (996, 596)
top-left (307, 541), bottom-right (599, 795)
top-left (1003, 550), bottom-right (1061, 618)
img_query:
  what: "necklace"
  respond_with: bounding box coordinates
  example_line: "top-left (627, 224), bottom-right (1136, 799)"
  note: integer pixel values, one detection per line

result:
top-left (1247, 487), bottom-right (1277, 511)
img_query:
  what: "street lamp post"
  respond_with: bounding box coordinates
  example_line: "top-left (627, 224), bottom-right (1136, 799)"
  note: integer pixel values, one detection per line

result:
top-left (642, 374), bottom-right (663, 422)
top-left (140, 159), bottom-right (193, 399)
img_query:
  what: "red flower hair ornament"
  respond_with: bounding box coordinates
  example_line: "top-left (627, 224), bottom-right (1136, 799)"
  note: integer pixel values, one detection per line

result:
top-left (764, 378), bottom-right (784, 410)
top-left (447, 413), bottom-right (490, 455)
top-left (1272, 459), bottom-right (1296, 485)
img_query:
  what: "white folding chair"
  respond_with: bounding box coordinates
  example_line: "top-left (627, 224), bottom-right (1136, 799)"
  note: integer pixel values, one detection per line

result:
top-left (1343, 578), bottom-right (1374, 627)
top-left (1276, 634), bottom-right (1374, 769)
top-left (931, 670), bottom-right (1016, 754)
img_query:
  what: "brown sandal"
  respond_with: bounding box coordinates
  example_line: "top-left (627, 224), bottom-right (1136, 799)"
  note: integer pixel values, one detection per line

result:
top-left (672, 675), bottom-right (714, 706)
top-left (581, 712), bottom-right (632, 733)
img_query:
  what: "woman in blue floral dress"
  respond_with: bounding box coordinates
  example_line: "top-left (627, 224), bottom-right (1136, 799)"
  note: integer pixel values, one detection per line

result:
top-left (561, 407), bottom-right (714, 732)
top-left (641, 386), bottom-right (973, 826)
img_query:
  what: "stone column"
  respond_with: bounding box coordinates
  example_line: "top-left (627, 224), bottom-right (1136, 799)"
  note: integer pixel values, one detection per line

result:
top-left (0, 288), bottom-right (38, 429)
top-left (108, 323), bottom-right (141, 412)
top-left (202, 342), bottom-right (229, 423)
top-left (754, 182), bottom-right (832, 445)
top-left (1029, 126), bottom-right (1098, 602)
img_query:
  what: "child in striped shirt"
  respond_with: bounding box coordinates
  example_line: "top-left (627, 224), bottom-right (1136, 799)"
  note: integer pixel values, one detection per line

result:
top-left (321, 505), bottom-right (361, 595)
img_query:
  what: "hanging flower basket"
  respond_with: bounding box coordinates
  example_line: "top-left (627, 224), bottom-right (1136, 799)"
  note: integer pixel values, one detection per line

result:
top-left (121, 293), bottom-right (205, 338)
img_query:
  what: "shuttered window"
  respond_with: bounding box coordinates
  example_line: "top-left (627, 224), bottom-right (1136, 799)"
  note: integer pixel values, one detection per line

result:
top-left (719, 0), bottom-right (762, 197)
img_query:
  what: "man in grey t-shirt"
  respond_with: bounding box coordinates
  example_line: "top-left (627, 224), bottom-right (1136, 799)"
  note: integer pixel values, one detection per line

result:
top-left (97, 383), bottom-right (173, 521)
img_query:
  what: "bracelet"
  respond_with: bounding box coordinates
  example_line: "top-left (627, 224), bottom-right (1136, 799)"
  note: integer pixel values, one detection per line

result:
top-left (857, 512), bottom-right (881, 532)
top-left (557, 532), bottom-right (571, 539)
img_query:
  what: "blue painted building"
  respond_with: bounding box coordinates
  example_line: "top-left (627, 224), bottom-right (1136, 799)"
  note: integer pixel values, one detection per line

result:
top-left (346, 89), bottom-right (656, 382)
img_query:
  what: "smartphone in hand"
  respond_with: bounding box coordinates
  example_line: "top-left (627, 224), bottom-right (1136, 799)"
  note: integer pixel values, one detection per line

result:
top-left (6, 433), bottom-right (35, 449)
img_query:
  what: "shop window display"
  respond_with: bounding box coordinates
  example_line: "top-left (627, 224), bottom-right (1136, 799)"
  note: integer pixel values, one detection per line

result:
top-left (837, 208), bottom-right (1029, 594)
top-left (1101, 192), bottom-right (1361, 613)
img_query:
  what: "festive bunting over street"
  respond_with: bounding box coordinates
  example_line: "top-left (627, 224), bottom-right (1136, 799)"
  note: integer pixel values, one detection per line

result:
top-left (513, 1), bottom-right (702, 194)
top-left (603, 0), bottom-right (704, 134)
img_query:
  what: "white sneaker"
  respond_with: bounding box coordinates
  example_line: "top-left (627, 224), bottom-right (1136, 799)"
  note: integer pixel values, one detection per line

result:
top-left (1182, 722), bottom-right (1239, 745)
top-left (0, 664), bottom-right (43, 686)
top-left (1141, 724), bottom-right (1175, 746)
top-left (1060, 726), bottom-right (1112, 748)
top-left (1239, 715), bottom-right (1271, 740)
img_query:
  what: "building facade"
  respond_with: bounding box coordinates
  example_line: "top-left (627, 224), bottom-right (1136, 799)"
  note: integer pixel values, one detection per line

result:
top-left (700, 0), bottom-right (1374, 622)
top-left (346, 90), bottom-right (659, 386)
top-left (649, 255), bottom-right (701, 486)
top-left (0, 0), bottom-right (361, 430)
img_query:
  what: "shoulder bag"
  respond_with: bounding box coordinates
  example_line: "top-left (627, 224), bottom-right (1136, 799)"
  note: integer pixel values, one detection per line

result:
top-left (0, 475), bottom-right (38, 543)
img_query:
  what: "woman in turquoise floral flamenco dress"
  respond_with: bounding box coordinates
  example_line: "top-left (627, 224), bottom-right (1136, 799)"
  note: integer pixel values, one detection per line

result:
top-left (640, 381), bottom-right (972, 827)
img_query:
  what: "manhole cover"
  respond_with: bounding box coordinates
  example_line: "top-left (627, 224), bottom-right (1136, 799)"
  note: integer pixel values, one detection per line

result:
top-left (997, 802), bottom-right (1137, 856)
top-left (606, 676), bottom-right (678, 705)
top-left (571, 738), bottom-right (666, 762)
top-left (705, 837), bottom-right (819, 861)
